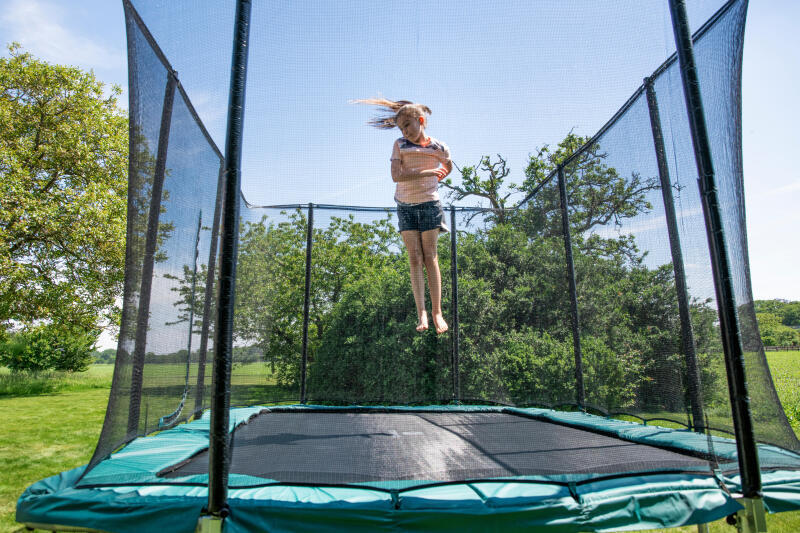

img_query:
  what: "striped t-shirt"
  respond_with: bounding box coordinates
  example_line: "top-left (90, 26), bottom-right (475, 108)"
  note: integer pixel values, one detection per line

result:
top-left (391, 136), bottom-right (451, 204)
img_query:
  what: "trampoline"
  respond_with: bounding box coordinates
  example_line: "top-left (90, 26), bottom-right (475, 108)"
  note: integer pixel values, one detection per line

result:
top-left (20, 405), bottom-right (800, 532)
top-left (16, 0), bottom-right (800, 531)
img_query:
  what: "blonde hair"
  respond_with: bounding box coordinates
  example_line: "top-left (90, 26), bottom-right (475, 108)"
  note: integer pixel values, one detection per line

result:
top-left (350, 98), bottom-right (432, 129)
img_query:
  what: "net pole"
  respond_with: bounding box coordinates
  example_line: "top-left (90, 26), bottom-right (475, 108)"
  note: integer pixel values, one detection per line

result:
top-left (557, 165), bottom-right (585, 408)
top-left (195, 162), bottom-right (225, 415)
top-left (668, 0), bottom-right (761, 498)
top-left (644, 77), bottom-right (706, 432)
top-left (127, 72), bottom-right (177, 437)
top-left (449, 206), bottom-right (460, 401)
top-left (300, 203), bottom-right (314, 404)
top-left (208, 0), bottom-right (252, 518)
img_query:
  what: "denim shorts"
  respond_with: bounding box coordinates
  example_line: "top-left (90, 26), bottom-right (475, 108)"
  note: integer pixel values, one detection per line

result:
top-left (397, 200), bottom-right (448, 233)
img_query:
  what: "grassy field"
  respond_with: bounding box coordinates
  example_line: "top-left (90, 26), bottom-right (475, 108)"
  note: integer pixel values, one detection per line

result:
top-left (1, 388), bottom-right (109, 532)
top-left (765, 351), bottom-right (800, 435)
top-left (2, 355), bottom-right (800, 532)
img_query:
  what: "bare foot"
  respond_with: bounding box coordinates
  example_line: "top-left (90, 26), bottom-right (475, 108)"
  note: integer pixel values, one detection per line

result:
top-left (416, 311), bottom-right (429, 332)
top-left (432, 313), bottom-right (448, 334)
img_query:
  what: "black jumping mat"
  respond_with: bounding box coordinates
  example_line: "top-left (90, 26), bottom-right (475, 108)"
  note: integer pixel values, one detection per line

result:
top-left (161, 411), bottom-right (710, 483)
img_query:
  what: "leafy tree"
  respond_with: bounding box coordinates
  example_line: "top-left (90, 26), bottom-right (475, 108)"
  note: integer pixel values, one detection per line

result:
top-left (0, 43), bottom-right (128, 335)
top-left (93, 348), bottom-right (117, 364)
top-left (162, 220), bottom-right (216, 354)
top-left (756, 312), bottom-right (800, 346)
top-left (233, 210), bottom-right (402, 388)
top-left (309, 266), bottom-right (451, 402)
top-left (0, 323), bottom-right (97, 372)
top-left (755, 299), bottom-right (800, 329)
top-left (783, 303), bottom-right (800, 328)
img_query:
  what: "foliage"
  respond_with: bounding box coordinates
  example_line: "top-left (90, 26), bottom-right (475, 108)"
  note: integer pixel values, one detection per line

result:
top-left (755, 299), bottom-right (800, 327)
top-left (233, 210), bottom-right (403, 388)
top-left (0, 323), bottom-right (97, 372)
top-left (442, 154), bottom-right (517, 223)
top-left (93, 348), bottom-right (117, 364)
top-left (519, 132), bottom-right (658, 241)
top-left (0, 43), bottom-right (128, 336)
top-left (757, 312), bottom-right (800, 346)
top-left (309, 267), bottom-right (451, 402)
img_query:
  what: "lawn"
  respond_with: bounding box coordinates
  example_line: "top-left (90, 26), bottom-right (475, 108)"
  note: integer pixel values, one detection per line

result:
top-left (765, 351), bottom-right (800, 436)
top-left (2, 354), bottom-right (800, 532)
top-left (0, 388), bottom-right (109, 532)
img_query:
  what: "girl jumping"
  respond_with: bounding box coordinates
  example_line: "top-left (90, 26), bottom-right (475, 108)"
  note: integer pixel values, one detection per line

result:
top-left (353, 98), bottom-right (452, 334)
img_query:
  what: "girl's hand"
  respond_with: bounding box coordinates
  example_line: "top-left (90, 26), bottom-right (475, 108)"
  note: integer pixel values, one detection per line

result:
top-left (418, 168), bottom-right (449, 181)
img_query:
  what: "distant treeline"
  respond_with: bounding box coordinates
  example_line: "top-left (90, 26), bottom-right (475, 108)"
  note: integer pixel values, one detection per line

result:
top-left (92, 345), bottom-right (263, 365)
top-left (755, 299), bottom-right (800, 347)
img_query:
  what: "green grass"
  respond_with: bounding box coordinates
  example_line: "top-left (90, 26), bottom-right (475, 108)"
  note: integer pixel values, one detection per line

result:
top-left (766, 351), bottom-right (800, 436)
top-left (651, 511), bottom-right (799, 533)
top-left (3, 356), bottom-right (800, 532)
top-left (0, 388), bottom-right (109, 533)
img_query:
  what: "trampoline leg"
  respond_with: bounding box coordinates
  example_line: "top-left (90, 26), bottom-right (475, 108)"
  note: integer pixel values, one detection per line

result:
top-left (733, 498), bottom-right (767, 533)
top-left (196, 515), bottom-right (224, 533)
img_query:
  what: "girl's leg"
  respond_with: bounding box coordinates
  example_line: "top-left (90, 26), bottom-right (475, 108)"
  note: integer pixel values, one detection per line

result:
top-left (421, 228), bottom-right (448, 334)
top-left (401, 230), bottom-right (428, 331)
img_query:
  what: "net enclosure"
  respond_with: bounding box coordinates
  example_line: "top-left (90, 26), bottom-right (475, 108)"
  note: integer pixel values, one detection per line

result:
top-left (17, 0), bottom-right (800, 532)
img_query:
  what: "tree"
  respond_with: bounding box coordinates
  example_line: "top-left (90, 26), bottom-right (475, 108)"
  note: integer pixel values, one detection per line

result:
top-left (0, 323), bottom-right (97, 372)
top-left (233, 210), bottom-right (402, 388)
top-left (93, 348), bottom-right (117, 364)
top-left (0, 43), bottom-right (128, 336)
top-left (756, 312), bottom-right (800, 347)
top-left (755, 299), bottom-right (800, 329)
top-left (441, 155), bottom-right (517, 224)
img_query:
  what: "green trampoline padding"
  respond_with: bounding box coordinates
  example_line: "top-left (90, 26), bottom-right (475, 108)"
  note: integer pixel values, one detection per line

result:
top-left (20, 465), bottom-right (743, 533)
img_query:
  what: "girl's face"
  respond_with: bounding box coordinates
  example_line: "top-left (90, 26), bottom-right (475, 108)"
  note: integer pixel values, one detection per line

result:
top-left (397, 114), bottom-right (426, 144)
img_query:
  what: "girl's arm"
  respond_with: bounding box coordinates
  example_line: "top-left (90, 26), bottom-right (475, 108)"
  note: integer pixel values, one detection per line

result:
top-left (392, 159), bottom-right (434, 182)
top-left (392, 160), bottom-right (452, 183)
top-left (391, 159), bottom-right (408, 182)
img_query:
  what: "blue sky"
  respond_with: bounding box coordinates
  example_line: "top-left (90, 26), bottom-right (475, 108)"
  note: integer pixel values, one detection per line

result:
top-left (1, 0), bottom-right (797, 311)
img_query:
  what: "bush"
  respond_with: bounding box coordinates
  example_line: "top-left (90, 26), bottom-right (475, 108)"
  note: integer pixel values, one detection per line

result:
top-left (459, 330), bottom-right (575, 405)
top-left (93, 348), bottom-right (117, 364)
top-left (758, 313), bottom-right (800, 346)
top-left (309, 267), bottom-right (452, 403)
top-left (0, 324), bottom-right (97, 372)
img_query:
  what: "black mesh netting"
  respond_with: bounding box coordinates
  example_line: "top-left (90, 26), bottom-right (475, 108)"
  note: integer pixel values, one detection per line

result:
top-left (86, 0), bottom-right (799, 486)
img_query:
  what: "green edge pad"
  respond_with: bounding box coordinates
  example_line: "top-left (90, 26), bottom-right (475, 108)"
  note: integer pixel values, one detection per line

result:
top-left (16, 404), bottom-right (800, 532)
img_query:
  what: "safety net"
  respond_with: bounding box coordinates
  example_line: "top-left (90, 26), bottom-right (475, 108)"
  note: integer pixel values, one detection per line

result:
top-left (84, 0), bottom-right (800, 499)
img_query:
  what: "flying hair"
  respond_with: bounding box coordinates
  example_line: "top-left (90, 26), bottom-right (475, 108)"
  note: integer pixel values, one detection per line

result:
top-left (350, 98), bottom-right (432, 129)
